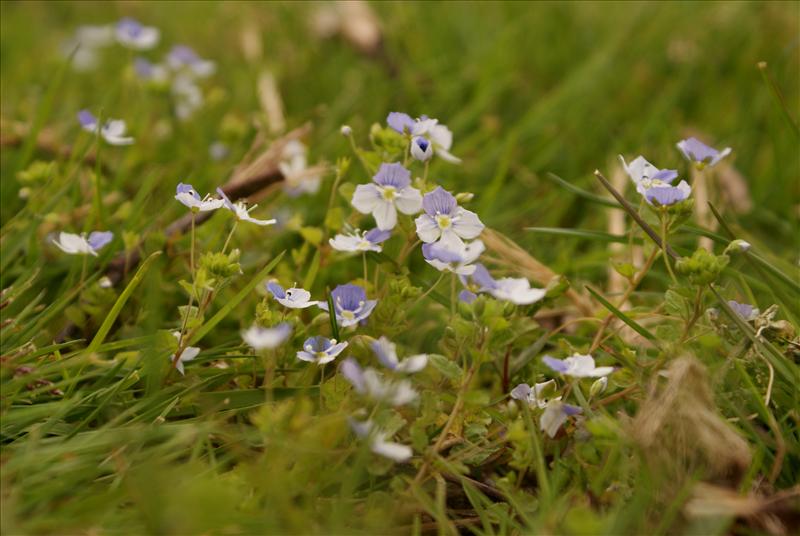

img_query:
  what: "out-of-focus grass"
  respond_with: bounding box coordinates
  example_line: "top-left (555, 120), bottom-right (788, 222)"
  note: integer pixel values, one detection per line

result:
top-left (1, 1), bottom-right (798, 534)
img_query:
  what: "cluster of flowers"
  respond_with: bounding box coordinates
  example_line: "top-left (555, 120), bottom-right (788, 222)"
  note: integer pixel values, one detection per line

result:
top-left (65, 18), bottom-right (214, 121)
top-left (619, 137), bottom-right (731, 206)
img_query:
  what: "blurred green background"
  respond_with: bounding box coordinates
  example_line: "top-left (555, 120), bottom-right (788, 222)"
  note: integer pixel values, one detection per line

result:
top-left (2, 1), bottom-right (798, 274)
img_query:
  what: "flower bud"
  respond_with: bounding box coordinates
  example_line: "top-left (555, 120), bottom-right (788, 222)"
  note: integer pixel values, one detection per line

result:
top-left (724, 239), bottom-right (751, 254)
top-left (340, 125), bottom-right (352, 137)
top-left (589, 376), bottom-right (608, 398)
top-left (455, 192), bottom-right (474, 203)
top-left (410, 136), bottom-right (433, 161)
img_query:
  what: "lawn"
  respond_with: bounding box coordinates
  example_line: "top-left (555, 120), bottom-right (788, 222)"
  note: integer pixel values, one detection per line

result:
top-left (1, 1), bottom-right (798, 534)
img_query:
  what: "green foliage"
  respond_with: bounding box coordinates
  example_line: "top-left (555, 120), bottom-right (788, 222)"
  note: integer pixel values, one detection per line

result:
top-left (1, 2), bottom-right (799, 535)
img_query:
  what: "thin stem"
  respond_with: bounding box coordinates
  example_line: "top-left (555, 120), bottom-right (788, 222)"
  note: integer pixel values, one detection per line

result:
top-left (450, 272), bottom-right (457, 317)
top-left (410, 272), bottom-right (446, 308)
top-left (422, 159), bottom-right (430, 184)
top-left (520, 404), bottom-right (551, 501)
top-left (362, 252), bottom-right (368, 282)
top-left (79, 255), bottom-right (88, 286)
top-left (661, 213), bottom-right (678, 284)
top-left (348, 134), bottom-right (372, 175)
top-left (590, 247), bottom-right (659, 352)
top-left (679, 286), bottom-right (704, 343)
top-left (222, 220), bottom-right (238, 254)
top-left (90, 121), bottom-right (103, 230)
top-left (190, 212), bottom-right (196, 276)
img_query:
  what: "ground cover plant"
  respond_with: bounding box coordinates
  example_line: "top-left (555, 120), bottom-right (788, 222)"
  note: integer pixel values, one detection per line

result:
top-left (1, 2), bottom-right (799, 534)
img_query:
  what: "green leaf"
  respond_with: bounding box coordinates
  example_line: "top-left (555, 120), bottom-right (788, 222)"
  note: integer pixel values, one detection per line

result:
top-left (586, 285), bottom-right (659, 345)
top-left (428, 354), bottom-right (463, 381)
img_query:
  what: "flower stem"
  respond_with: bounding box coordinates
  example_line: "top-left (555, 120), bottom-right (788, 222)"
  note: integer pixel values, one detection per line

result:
top-left (520, 404), bottom-right (551, 501)
top-left (362, 252), bottom-right (368, 282)
top-left (660, 213), bottom-right (678, 284)
top-left (190, 213), bottom-right (196, 276)
top-left (410, 271), bottom-right (446, 308)
top-left (222, 220), bottom-right (238, 254)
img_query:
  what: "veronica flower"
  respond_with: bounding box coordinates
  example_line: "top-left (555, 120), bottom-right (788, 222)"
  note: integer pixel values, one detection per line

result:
top-left (540, 400), bottom-right (582, 438)
top-left (386, 112), bottom-right (460, 163)
top-left (115, 18), bottom-right (160, 50)
top-left (166, 45), bottom-right (216, 78)
top-left (415, 187), bottom-right (483, 249)
top-left (410, 136), bottom-right (433, 161)
top-left (216, 188), bottom-right (276, 226)
top-left (241, 323), bottom-right (292, 350)
top-left (297, 336), bottom-right (348, 365)
top-left (266, 281), bottom-right (318, 309)
top-left (488, 277), bottom-right (546, 305)
top-left (318, 284), bottom-right (378, 327)
top-left (279, 140), bottom-right (322, 196)
top-left (510, 380), bottom-right (560, 409)
top-left (174, 183), bottom-right (224, 212)
top-left (422, 239), bottom-right (484, 275)
top-left (348, 418), bottom-right (413, 462)
top-left (619, 155), bottom-right (679, 196)
top-left (370, 336), bottom-right (428, 373)
top-left (52, 231), bottom-right (113, 256)
top-left (676, 137), bottom-right (731, 168)
top-left (644, 181), bottom-right (692, 206)
top-left (340, 358), bottom-right (418, 406)
top-left (170, 332), bottom-right (200, 376)
top-left (351, 163), bottom-right (422, 230)
top-left (459, 263), bottom-right (497, 294)
top-left (62, 25), bottom-right (115, 71)
top-left (172, 75), bottom-right (204, 120)
top-left (329, 228), bottom-right (391, 253)
top-left (728, 300), bottom-right (759, 321)
top-left (543, 354), bottom-right (614, 378)
top-left (78, 110), bottom-right (134, 145)
top-left (459, 290), bottom-right (478, 303)
top-left (134, 57), bottom-right (169, 84)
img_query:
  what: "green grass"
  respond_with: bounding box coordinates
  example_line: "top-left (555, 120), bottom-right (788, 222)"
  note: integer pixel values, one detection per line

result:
top-left (1, 1), bottom-right (799, 534)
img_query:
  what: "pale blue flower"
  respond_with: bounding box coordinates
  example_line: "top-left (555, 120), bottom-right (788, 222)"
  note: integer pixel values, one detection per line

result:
top-left (510, 380), bottom-right (560, 409)
top-left (167, 45), bottom-right (215, 78)
top-left (174, 182), bottom-right (224, 212)
top-left (352, 163), bottom-right (422, 230)
top-left (78, 110), bottom-right (134, 145)
top-left (52, 231), bottom-right (113, 256)
top-left (728, 300), bottom-right (759, 321)
top-left (677, 137), bottom-right (731, 168)
top-left (540, 400), bottom-right (582, 438)
top-left (386, 112), bottom-right (460, 163)
top-left (422, 239), bottom-right (484, 275)
top-left (318, 284), bottom-right (377, 327)
top-left (216, 188), bottom-right (276, 226)
top-left (348, 418), bottom-right (413, 462)
top-left (116, 18), bottom-right (159, 50)
top-left (370, 336), bottom-right (428, 373)
top-left (644, 181), bottom-right (692, 206)
top-left (329, 228), bottom-right (391, 253)
top-left (241, 323), bottom-right (292, 350)
top-left (415, 187), bottom-right (483, 249)
top-left (266, 281), bottom-right (318, 309)
top-left (339, 358), bottom-right (418, 406)
top-left (619, 155), bottom-right (679, 196)
top-left (543, 354), bottom-right (613, 378)
top-left (297, 336), bottom-right (347, 365)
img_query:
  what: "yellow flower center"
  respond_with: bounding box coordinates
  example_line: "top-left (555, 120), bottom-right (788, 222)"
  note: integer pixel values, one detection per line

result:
top-left (341, 310), bottom-right (356, 321)
top-left (436, 214), bottom-right (452, 229)
top-left (381, 186), bottom-right (397, 201)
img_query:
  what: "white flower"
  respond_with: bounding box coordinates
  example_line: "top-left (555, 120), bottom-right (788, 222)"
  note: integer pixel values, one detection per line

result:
top-left (297, 336), bottom-right (348, 365)
top-left (170, 331), bottom-right (200, 375)
top-left (387, 112), bottom-right (461, 163)
top-left (349, 418), bottom-right (413, 462)
top-left (488, 277), bottom-right (546, 305)
top-left (52, 231), bottom-right (113, 256)
top-left (241, 323), bottom-right (292, 350)
top-left (279, 140), bottom-right (322, 196)
top-left (415, 187), bottom-right (483, 249)
top-left (540, 400), bottom-right (582, 438)
top-left (340, 358), bottom-right (418, 406)
top-left (78, 110), bottom-right (134, 146)
top-left (216, 188), bottom-right (276, 226)
top-left (329, 228), bottom-right (391, 253)
top-left (618, 155), bottom-right (679, 196)
top-left (509, 380), bottom-right (560, 409)
top-left (174, 183), bottom-right (224, 212)
top-left (543, 354), bottom-right (614, 378)
top-left (266, 281), bottom-right (318, 309)
top-left (351, 162), bottom-right (422, 230)
top-left (370, 336), bottom-right (428, 373)
top-left (115, 18), bottom-right (160, 50)
top-left (422, 239), bottom-right (484, 275)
